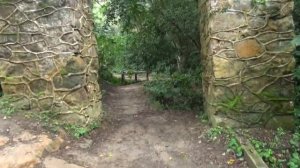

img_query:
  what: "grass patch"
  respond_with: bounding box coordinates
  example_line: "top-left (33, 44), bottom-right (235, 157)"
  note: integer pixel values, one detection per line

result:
top-left (0, 96), bottom-right (17, 116)
top-left (26, 110), bottom-right (101, 139)
top-left (64, 122), bottom-right (99, 139)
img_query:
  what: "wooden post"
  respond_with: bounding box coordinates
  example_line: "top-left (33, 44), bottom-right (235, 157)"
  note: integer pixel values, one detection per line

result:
top-left (121, 71), bottom-right (125, 83)
top-left (146, 71), bottom-right (149, 81)
top-left (135, 73), bottom-right (138, 82)
top-left (0, 82), bottom-right (3, 97)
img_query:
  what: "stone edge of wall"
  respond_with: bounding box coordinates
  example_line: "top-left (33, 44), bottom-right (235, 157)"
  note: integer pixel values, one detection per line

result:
top-left (212, 120), bottom-right (269, 168)
top-left (199, 0), bottom-right (294, 129)
top-left (241, 139), bottom-right (269, 168)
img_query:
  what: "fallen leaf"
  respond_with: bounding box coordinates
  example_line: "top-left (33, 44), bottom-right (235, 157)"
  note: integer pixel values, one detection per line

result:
top-left (227, 159), bottom-right (235, 165)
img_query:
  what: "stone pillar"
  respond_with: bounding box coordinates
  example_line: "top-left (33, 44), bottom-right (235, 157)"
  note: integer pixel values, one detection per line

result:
top-left (200, 0), bottom-right (295, 128)
top-left (0, 0), bottom-right (101, 125)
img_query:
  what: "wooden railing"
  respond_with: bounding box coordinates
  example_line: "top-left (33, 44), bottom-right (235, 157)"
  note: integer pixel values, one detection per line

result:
top-left (120, 71), bottom-right (150, 83)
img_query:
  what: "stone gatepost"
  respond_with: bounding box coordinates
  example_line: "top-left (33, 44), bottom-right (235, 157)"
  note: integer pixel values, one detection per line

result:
top-left (0, 0), bottom-right (101, 125)
top-left (200, 0), bottom-right (295, 128)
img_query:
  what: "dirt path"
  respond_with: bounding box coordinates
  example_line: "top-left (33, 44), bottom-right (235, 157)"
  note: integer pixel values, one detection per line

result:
top-left (52, 83), bottom-right (245, 168)
top-left (0, 83), bottom-right (248, 168)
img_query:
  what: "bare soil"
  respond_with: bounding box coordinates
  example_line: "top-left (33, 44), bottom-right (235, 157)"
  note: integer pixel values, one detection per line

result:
top-left (1, 83), bottom-right (249, 168)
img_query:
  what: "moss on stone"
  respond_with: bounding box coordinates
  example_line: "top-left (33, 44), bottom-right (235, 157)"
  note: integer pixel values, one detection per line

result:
top-left (60, 68), bottom-right (68, 76)
top-left (0, 0), bottom-right (10, 4)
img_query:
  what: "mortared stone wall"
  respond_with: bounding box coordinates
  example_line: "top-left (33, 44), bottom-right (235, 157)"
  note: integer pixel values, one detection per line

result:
top-left (199, 0), bottom-right (295, 128)
top-left (0, 0), bottom-right (101, 125)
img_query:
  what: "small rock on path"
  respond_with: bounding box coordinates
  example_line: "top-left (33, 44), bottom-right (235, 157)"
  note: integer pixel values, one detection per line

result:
top-left (0, 135), bottom-right (9, 147)
top-left (43, 157), bottom-right (84, 168)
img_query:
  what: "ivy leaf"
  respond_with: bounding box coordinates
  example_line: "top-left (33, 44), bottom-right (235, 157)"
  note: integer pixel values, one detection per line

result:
top-left (294, 68), bottom-right (300, 79)
top-left (292, 35), bottom-right (300, 47)
top-left (295, 108), bottom-right (300, 118)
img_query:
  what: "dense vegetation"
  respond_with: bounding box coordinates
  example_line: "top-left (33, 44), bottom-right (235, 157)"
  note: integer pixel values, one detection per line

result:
top-left (293, 0), bottom-right (300, 126)
top-left (93, 0), bottom-right (202, 110)
top-left (291, 2), bottom-right (300, 166)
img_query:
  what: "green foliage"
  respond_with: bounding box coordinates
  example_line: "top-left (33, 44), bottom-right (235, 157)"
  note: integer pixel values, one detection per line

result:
top-left (0, 0), bottom-right (10, 4)
top-left (292, 36), bottom-right (300, 47)
top-left (0, 97), bottom-right (97, 138)
top-left (294, 0), bottom-right (300, 123)
top-left (290, 132), bottom-right (300, 150)
top-left (295, 0), bottom-right (300, 34)
top-left (228, 137), bottom-right (243, 158)
top-left (288, 152), bottom-right (300, 168)
top-left (219, 96), bottom-right (242, 113)
top-left (288, 131), bottom-right (300, 168)
top-left (0, 96), bottom-right (16, 116)
top-left (26, 110), bottom-right (61, 132)
top-left (100, 66), bottom-right (137, 85)
top-left (93, 3), bottom-right (128, 72)
top-left (94, 0), bottom-right (200, 77)
top-left (252, 0), bottom-right (266, 4)
top-left (63, 121), bottom-right (100, 139)
top-left (26, 110), bottom-right (100, 138)
top-left (60, 68), bottom-right (68, 76)
top-left (100, 66), bottom-right (122, 85)
top-left (144, 71), bottom-right (202, 111)
top-left (270, 127), bottom-right (286, 148)
top-left (292, 6), bottom-right (300, 167)
top-left (94, 0), bottom-right (202, 113)
top-left (251, 139), bottom-right (278, 166)
top-left (64, 124), bottom-right (90, 139)
top-left (205, 126), bottom-right (244, 158)
top-left (206, 126), bottom-right (224, 141)
top-left (247, 128), bottom-right (299, 168)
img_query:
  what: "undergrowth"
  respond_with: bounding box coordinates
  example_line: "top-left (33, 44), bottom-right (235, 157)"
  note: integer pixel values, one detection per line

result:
top-left (249, 128), bottom-right (300, 168)
top-left (144, 72), bottom-right (202, 111)
top-left (205, 126), bottom-right (300, 168)
top-left (0, 96), bottom-right (17, 116)
top-left (0, 96), bottom-right (98, 139)
top-left (249, 128), bottom-right (285, 167)
top-left (100, 66), bottom-right (138, 85)
top-left (26, 110), bottom-right (100, 139)
top-left (205, 126), bottom-right (244, 159)
top-left (291, 16), bottom-right (300, 167)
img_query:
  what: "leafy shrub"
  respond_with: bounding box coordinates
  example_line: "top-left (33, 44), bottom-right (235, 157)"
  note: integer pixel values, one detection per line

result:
top-left (144, 72), bottom-right (202, 111)
top-left (205, 126), bottom-right (244, 158)
top-left (288, 132), bottom-right (300, 168)
top-left (100, 66), bottom-right (135, 85)
top-left (26, 110), bottom-right (100, 139)
top-left (288, 152), bottom-right (300, 168)
top-left (0, 96), bottom-right (17, 116)
top-left (63, 124), bottom-right (96, 139)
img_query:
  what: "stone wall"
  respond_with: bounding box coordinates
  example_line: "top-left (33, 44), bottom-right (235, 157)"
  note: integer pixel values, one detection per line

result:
top-left (200, 0), bottom-right (295, 128)
top-left (0, 0), bottom-right (101, 125)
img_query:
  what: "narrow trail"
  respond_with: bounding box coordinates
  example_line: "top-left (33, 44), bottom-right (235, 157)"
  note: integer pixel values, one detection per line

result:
top-left (0, 83), bottom-right (248, 168)
top-left (55, 83), bottom-right (236, 168)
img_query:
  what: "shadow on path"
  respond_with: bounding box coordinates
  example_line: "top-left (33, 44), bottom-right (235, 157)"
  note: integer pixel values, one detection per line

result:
top-left (64, 83), bottom-right (244, 168)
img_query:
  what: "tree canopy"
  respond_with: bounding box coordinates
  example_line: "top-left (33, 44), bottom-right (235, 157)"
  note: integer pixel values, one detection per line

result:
top-left (93, 0), bottom-right (200, 74)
